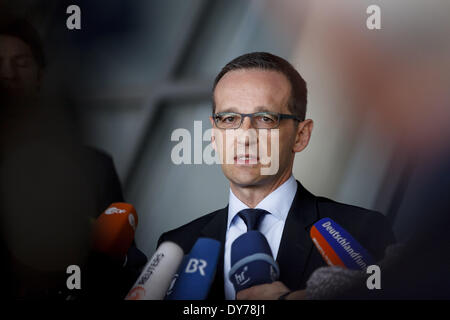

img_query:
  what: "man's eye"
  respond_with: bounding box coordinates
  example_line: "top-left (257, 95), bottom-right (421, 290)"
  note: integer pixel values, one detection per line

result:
top-left (257, 115), bottom-right (274, 122)
top-left (223, 116), bottom-right (235, 122)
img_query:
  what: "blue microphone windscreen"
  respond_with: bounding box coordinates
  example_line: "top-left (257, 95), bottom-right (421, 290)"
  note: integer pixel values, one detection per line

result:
top-left (166, 238), bottom-right (221, 300)
top-left (229, 231), bottom-right (279, 293)
top-left (312, 218), bottom-right (375, 270)
top-left (230, 231), bottom-right (273, 266)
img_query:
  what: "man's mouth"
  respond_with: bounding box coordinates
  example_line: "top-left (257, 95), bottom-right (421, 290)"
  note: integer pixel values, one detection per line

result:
top-left (234, 154), bottom-right (259, 165)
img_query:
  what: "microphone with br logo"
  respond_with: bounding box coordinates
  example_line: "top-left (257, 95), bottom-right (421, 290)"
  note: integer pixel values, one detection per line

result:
top-left (228, 231), bottom-right (280, 294)
top-left (165, 238), bottom-right (221, 300)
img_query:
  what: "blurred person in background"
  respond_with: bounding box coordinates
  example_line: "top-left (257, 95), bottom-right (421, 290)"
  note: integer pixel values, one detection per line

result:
top-left (318, 1), bottom-right (450, 299)
top-left (0, 17), bottom-right (145, 299)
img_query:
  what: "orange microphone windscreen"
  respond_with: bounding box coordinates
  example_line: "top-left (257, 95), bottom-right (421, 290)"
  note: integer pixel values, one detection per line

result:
top-left (91, 203), bottom-right (138, 259)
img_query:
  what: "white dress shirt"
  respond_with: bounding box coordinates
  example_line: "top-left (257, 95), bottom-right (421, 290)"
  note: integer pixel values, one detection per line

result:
top-left (224, 175), bottom-right (298, 299)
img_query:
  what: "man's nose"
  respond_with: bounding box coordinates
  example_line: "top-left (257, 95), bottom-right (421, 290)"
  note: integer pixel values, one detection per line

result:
top-left (240, 116), bottom-right (253, 130)
top-left (236, 116), bottom-right (258, 147)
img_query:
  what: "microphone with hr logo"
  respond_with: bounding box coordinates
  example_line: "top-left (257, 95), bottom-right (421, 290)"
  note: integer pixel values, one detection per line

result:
top-left (165, 238), bottom-right (221, 300)
top-left (310, 217), bottom-right (375, 270)
top-left (229, 231), bottom-right (280, 293)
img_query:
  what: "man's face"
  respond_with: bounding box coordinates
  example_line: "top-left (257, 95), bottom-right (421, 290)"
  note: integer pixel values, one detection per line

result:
top-left (0, 35), bottom-right (41, 98)
top-left (211, 69), bottom-right (299, 188)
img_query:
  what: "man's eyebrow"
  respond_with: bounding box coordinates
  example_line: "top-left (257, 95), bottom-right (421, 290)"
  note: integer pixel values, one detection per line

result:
top-left (253, 106), bottom-right (272, 113)
top-left (216, 106), bottom-right (273, 113)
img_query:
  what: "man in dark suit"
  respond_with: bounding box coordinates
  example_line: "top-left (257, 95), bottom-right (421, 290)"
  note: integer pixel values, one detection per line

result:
top-left (158, 52), bottom-right (395, 300)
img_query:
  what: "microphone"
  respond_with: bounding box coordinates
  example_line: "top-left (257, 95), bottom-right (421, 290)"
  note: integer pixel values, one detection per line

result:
top-left (310, 217), bottom-right (375, 270)
top-left (165, 255), bottom-right (189, 298)
top-left (229, 231), bottom-right (280, 293)
top-left (91, 203), bottom-right (138, 262)
top-left (125, 241), bottom-right (184, 300)
top-left (304, 243), bottom-right (404, 300)
top-left (165, 238), bottom-right (221, 300)
top-left (305, 266), bottom-right (365, 299)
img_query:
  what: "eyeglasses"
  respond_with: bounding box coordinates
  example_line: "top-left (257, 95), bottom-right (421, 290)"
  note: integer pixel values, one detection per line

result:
top-left (212, 111), bottom-right (301, 129)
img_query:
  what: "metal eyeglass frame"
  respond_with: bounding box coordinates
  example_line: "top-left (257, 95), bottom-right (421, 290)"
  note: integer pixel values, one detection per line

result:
top-left (212, 111), bottom-right (301, 129)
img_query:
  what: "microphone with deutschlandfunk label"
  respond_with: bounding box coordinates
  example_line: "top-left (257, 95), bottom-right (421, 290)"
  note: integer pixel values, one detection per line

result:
top-left (310, 217), bottom-right (375, 270)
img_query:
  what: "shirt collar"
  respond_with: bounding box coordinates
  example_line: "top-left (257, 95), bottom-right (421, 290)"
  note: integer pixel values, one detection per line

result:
top-left (227, 175), bottom-right (298, 229)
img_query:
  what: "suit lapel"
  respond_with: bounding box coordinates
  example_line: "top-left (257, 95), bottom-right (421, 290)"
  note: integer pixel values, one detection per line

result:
top-left (276, 181), bottom-right (318, 290)
top-left (199, 206), bottom-right (228, 300)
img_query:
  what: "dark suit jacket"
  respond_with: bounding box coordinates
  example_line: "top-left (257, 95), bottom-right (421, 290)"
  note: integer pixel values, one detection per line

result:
top-left (81, 146), bottom-right (125, 217)
top-left (82, 147), bottom-right (148, 299)
top-left (158, 181), bottom-right (396, 300)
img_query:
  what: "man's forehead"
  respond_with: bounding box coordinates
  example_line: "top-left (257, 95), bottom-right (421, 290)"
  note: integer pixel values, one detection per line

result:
top-left (217, 68), bottom-right (289, 86)
top-left (214, 69), bottom-right (291, 112)
top-left (0, 35), bottom-right (34, 56)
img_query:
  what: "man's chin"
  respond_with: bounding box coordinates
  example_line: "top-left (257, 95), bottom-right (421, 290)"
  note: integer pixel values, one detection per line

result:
top-left (224, 169), bottom-right (267, 188)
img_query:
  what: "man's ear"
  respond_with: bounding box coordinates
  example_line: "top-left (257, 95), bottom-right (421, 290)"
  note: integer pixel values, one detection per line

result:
top-left (209, 116), bottom-right (216, 151)
top-left (293, 119), bottom-right (313, 153)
